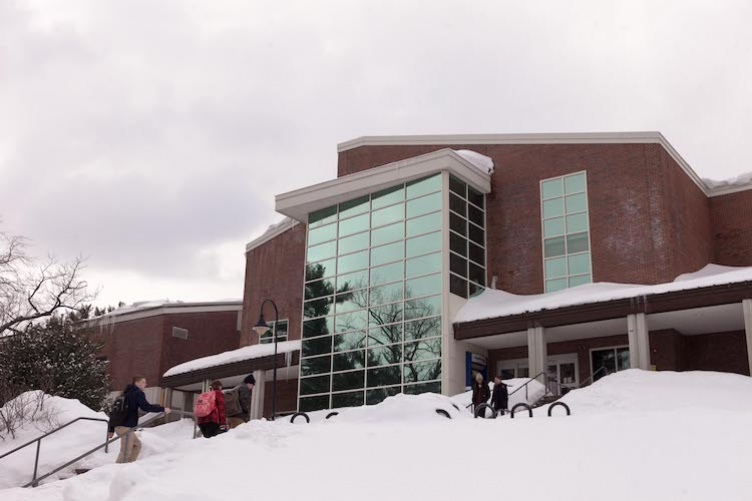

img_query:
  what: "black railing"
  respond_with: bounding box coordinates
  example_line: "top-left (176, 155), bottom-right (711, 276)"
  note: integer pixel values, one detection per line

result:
top-left (579, 366), bottom-right (608, 389)
top-left (508, 371), bottom-right (551, 401)
top-left (1, 410), bottom-right (197, 488)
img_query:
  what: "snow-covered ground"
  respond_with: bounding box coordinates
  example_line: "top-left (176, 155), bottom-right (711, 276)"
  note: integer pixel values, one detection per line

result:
top-left (3, 370), bottom-right (752, 500)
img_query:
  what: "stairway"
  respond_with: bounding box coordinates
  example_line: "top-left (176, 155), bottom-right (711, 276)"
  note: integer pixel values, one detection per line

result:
top-left (532, 394), bottom-right (562, 409)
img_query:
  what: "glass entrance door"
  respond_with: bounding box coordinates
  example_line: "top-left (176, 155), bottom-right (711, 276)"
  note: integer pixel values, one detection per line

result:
top-left (546, 354), bottom-right (579, 395)
top-left (590, 346), bottom-right (630, 381)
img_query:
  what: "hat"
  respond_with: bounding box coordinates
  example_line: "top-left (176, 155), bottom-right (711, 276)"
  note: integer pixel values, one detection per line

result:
top-left (243, 374), bottom-right (256, 385)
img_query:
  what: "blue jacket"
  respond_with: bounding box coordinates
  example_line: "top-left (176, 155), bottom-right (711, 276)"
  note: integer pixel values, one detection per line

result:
top-left (108, 384), bottom-right (165, 431)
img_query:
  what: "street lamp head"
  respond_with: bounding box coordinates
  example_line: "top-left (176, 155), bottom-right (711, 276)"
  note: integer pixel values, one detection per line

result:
top-left (253, 312), bottom-right (270, 336)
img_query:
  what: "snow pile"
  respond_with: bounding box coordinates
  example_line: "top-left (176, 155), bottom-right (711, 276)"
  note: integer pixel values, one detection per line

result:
top-left (454, 149), bottom-right (494, 174)
top-left (5, 370), bottom-right (752, 501)
top-left (703, 171), bottom-right (752, 190)
top-left (450, 377), bottom-right (546, 411)
top-left (0, 393), bottom-right (195, 490)
top-left (454, 263), bottom-right (752, 323)
top-left (163, 340), bottom-right (301, 377)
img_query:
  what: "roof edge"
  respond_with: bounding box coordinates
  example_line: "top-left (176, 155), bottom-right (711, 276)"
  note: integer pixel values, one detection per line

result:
top-left (245, 218), bottom-right (298, 253)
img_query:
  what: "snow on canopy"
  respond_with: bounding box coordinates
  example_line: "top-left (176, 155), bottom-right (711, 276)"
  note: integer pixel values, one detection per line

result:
top-left (454, 263), bottom-right (752, 324)
top-left (163, 340), bottom-right (301, 377)
top-left (453, 149), bottom-right (494, 174)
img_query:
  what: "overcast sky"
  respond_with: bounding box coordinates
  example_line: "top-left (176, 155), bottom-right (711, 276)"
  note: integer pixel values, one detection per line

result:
top-left (1, 0), bottom-right (751, 307)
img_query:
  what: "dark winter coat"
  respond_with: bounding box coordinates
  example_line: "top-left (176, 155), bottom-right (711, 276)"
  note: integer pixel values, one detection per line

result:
top-left (471, 380), bottom-right (490, 406)
top-left (228, 384), bottom-right (251, 419)
top-left (108, 384), bottom-right (165, 432)
top-left (491, 382), bottom-right (509, 411)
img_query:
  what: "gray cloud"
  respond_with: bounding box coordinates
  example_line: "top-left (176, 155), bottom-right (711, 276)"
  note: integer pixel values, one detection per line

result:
top-left (1, 0), bottom-right (751, 304)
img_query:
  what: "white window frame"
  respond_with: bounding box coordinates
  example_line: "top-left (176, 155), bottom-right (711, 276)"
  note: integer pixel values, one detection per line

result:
top-left (539, 171), bottom-right (594, 292)
top-left (260, 319), bottom-right (289, 344)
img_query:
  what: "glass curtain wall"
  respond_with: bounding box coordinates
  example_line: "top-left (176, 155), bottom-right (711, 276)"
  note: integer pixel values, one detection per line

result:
top-left (540, 171), bottom-right (592, 292)
top-left (299, 175), bottom-right (444, 412)
top-left (448, 176), bottom-right (486, 298)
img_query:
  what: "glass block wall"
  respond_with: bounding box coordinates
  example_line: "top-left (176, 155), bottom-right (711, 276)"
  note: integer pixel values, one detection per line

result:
top-left (447, 175), bottom-right (487, 298)
top-left (299, 174), bottom-right (444, 412)
top-left (540, 171), bottom-right (592, 292)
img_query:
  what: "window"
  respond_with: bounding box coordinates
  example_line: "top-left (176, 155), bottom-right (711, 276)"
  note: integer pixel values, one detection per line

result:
top-left (260, 320), bottom-right (289, 344)
top-left (171, 327), bottom-right (189, 340)
top-left (448, 176), bottom-right (486, 299)
top-left (300, 175), bottom-right (444, 413)
top-left (590, 346), bottom-right (630, 381)
top-left (540, 172), bottom-right (592, 292)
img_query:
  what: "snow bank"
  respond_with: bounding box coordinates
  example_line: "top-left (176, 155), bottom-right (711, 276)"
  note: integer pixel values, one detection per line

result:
top-left (163, 340), bottom-right (301, 377)
top-left (454, 263), bottom-right (752, 323)
top-left (5, 370), bottom-right (752, 501)
top-left (454, 149), bottom-right (494, 174)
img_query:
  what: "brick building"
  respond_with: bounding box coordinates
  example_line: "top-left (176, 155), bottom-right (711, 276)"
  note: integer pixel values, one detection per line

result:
top-left (178, 132), bottom-right (752, 417)
top-left (91, 300), bottom-right (242, 407)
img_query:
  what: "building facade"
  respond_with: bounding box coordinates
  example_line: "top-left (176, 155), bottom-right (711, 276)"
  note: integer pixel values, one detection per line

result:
top-left (237, 132), bottom-right (752, 415)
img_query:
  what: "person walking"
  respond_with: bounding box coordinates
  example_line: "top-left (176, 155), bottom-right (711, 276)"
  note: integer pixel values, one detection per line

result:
top-left (225, 374), bottom-right (255, 429)
top-left (107, 376), bottom-right (171, 463)
top-left (471, 372), bottom-right (490, 414)
top-left (197, 380), bottom-right (227, 438)
top-left (491, 375), bottom-right (509, 416)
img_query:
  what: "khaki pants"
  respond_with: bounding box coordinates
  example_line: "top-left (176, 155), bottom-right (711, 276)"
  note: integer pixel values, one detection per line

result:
top-left (226, 417), bottom-right (246, 429)
top-left (115, 426), bottom-right (141, 463)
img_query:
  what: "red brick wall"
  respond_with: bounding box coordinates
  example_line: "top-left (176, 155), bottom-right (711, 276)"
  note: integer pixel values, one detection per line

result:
top-left (338, 143), bottom-right (715, 293)
top-left (96, 310), bottom-right (241, 391)
top-left (96, 316), bottom-right (164, 391)
top-left (710, 190), bottom-right (752, 266)
top-left (684, 330), bottom-right (749, 376)
top-left (241, 224), bottom-right (307, 346)
top-left (159, 311), bottom-right (240, 386)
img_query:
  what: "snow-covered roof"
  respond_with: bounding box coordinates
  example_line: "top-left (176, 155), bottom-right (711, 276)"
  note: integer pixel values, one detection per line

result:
top-left (245, 217), bottom-right (298, 252)
top-left (88, 299), bottom-right (242, 326)
top-left (453, 149), bottom-right (494, 174)
top-left (703, 172), bottom-right (752, 195)
top-left (454, 264), bottom-right (752, 324)
top-left (163, 340), bottom-right (302, 377)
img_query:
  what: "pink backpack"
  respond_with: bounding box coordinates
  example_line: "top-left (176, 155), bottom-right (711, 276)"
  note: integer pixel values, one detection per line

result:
top-left (194, 391), bottom-right (216, 418)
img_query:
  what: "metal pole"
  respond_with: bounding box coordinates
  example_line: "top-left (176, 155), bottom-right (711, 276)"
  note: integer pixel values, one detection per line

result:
top-left (32, 440), bottom-right (41, 487)
top-left (272, 301), bottom-right (279, 421)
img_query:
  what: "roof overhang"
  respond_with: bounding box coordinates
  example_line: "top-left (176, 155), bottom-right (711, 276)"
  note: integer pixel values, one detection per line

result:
top-left (84, 301), bottom-right (243, 327)
top-left (454, 280), bottom-right (752, 341)
top-left (161, 350), bottom-right (301, 388)
top-left (276, 148), bottom-right (492, 223)
top-left (337, 131), bottom-right (752, 198)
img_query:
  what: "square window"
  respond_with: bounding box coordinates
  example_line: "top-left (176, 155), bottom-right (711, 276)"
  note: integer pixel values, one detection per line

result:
top-left (309, 206), bottom-right (337, 228)
top-left (308, 223), bottom-right (337, 246)
top-left (307, 240), bottom-right (337, 263)
top-left (337, 251), bottom-right (368, 275)
top-left (406, 175), bottom-right (441, 199)
top-left (564, 173), bottom-right (586, 194)
top-left (339, 213), bottom-right (370, 237)
top-left (371, 261), bottom-right (404, 286)
top-left (372, 203), bottom-right (404, 228)
top-left (541, 178), bottom-right (563, 199)
top-left (545, 278), bottom-right (567, 293)
top-left (407, 211), bottom-right (441, 237)
top-left (569, 274), bottom-right (592, 287)
top-left (339, 196), bottom-right (370, 219)
top-left (405, 273), bottom-right (442, 298)
top-left (545, 257), bottom-right (566, 279)
top-left (543, 198), bottom-right (564, 218)
top-left (450, 231), bottom-right (467, 257)
top-left (369, 281), bottom-right (403, 306)
top-left (406, 231), bottom-right (441, 257)
top-left (407, 192), bottom-right (441, 218)
top-left (567, 233), bottom-right (589, 253)
top-left (371, 241), bottom-right (403, 267)
top-left (449, 193), bottom-right (466, 217)
top-left (449, 212), bottom-right (466, 236)
top-left (468, 242), bottom-right (485, 266)
top-left (468, 185), bottom-right (485, 209)
top-left (371, 185), bottom-right (404, 210)
top-left (568, 252), bottom-right (590, 275)
top-left (544, 236), bottom-right (566, 258)
top-left (449, 176), bottom-right (466, 197)
top-left (566, 213), bottom-right (588, 233)
top-left (543, 217), bottom-right (565, 238)
top-left (565, 193), bottom-right (587, 213)
top-left (338, 231), bottom-right (369, 254)
top-left (406, 252), bottom-right (441, 278)
top-left (450, 274), bottom-right (468, 298)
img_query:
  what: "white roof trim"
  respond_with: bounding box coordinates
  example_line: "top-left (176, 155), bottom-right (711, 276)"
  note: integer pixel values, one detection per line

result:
top-left (88, 301), bottom-right (243, 326)
top-left (245, 217), bottom-right (298, 253)
top-left (275, 148), bottom-right (492, 223)
top-left (707, 183), bottom-right (752, 198)
top-left (336, 131), bottom-right (721, 197)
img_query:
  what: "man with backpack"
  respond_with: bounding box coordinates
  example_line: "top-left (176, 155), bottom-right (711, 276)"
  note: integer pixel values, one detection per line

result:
top-left (107, 376), bottom-right (171, 463)
top-left (225, 374), bottom-right (255, 428)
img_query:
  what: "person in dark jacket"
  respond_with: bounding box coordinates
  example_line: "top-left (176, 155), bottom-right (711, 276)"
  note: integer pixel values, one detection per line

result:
top-left (226, 374), bottom-right (255, 429)
top-left (491, 375), bottom-right (509, 416)
top-left (107, 376), bottom-right (171, 463)
top-left (471, 372), bottom-right (490, 412)
top-left (198, 380), bottom-right (227, 438)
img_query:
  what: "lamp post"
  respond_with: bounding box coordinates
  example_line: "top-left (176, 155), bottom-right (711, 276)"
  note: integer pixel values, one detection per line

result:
top-left (253, 299), bottom-right (279, 420)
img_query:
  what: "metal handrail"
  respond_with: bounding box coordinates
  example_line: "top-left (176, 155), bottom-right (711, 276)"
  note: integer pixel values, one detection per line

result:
top-left (0, 416), bottom-right (110, 463)
top-left (22, 410), bottom-right (196, 488)
top-left (508, 371), bottom-right (550, 401)
top-left (578, 366), bottom-right (608, 389)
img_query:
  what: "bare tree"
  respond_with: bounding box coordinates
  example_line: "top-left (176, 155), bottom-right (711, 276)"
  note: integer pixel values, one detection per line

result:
top-left (0, 229), bottom-right (91, 335)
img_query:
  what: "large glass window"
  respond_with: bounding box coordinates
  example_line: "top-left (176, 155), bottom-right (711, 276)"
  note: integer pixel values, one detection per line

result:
top-left (259, 319), bottom-right (289, 344)
top-left (540, 172), bottom-right (592, 292)
top-left (299, 175), bottom-right (444, 413)
top-left (448, 176), bottom-right (486, 299)
top-left (591, 346), bottom-right (630, 381)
